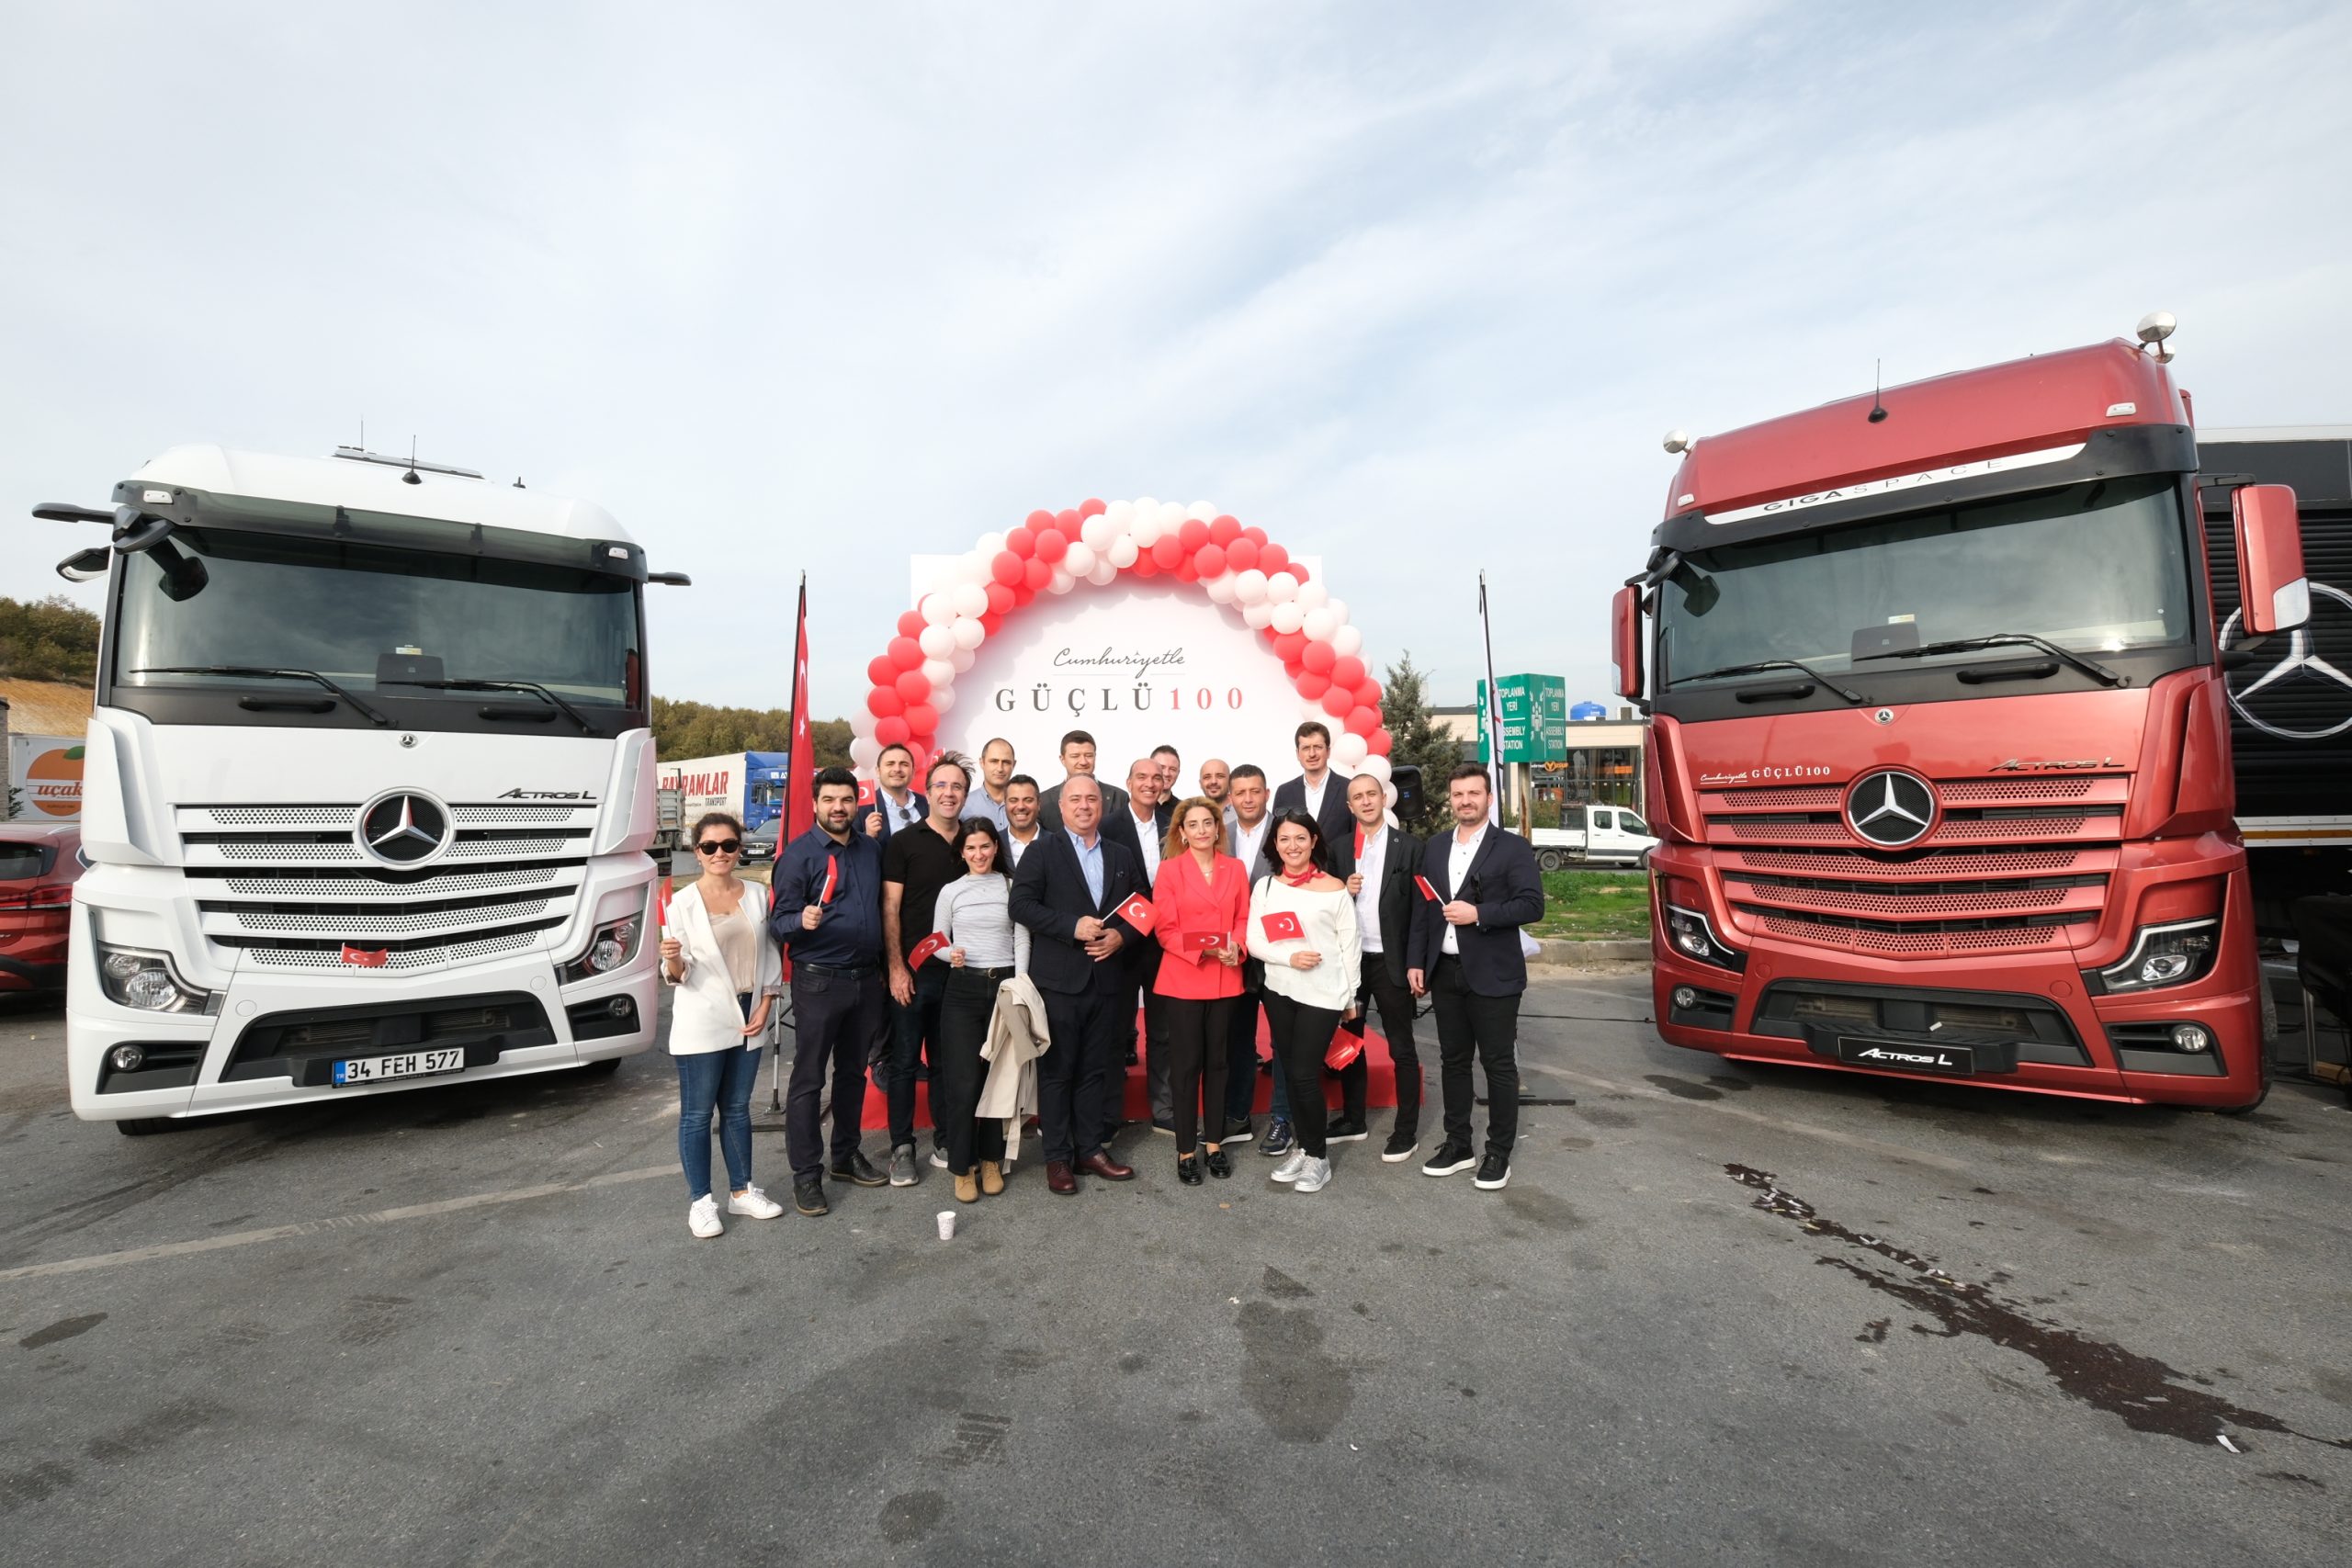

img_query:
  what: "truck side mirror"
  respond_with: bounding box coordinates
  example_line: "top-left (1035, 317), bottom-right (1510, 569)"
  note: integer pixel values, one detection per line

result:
top-left (2234, 483), bottom-right (2308, 635)
top-left (1611, 585), bottom-right (1644, 700)
top-left (56, 546), bottom-right (112, 582)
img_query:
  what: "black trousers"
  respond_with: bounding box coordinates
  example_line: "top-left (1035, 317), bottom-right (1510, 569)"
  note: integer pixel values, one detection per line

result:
top-left (1102, 951), bottom-right (1171, 1146)
top-left (1431, 954), bottom-right (1520, 1158)
top-left (1225, 989), bottom-right (1263, 1124)
top-left (1340, 952), bottom-right (1423, 1137)
top-left (786, 965), bottom-right (885, 1183)
top-left (1261, 990), bottom-right (1340, 1158)
top-left (1162, 994), bottom-right (1234, 1154)
top-left (934, 967), bottom-right (1011, 1174)
top-left (1038, 978), bottom-right (1125, 1165)
top-left (887, 961), bottom-right (948, 1153)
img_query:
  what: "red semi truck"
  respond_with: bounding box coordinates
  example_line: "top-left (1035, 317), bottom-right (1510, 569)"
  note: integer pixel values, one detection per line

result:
top-left (1615, 316), bottom-right (2308, 1109)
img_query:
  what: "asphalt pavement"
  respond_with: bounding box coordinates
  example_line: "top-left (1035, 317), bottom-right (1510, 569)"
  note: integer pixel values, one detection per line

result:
top-left (4, 972), bottom-right (2351, 1566)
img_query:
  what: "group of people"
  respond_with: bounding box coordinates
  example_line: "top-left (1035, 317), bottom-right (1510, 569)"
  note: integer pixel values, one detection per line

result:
top-left (656, 722), bottom-right (1544, 1237)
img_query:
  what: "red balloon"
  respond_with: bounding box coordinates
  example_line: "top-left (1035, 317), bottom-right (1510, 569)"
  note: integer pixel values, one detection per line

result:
top-left (1301, 640), bottom-right (1336, 674)
top-left (979, 611), bottom-right (1002, 636)
top-left (1260, 625), bottom-right (1281, 644)
top-left (888, 637), bottom-right (923, 670)
top-left (1007, 526), bottom-right (1036, 559)
top-left (1023, 557), bottom-right (1053, 590)
top-left (1209, 514), bottom-right (1241, 546)
top-left (1177, 518), bottom-right (1210, 551)
top-left (876, 716), bottom-right (910, 746)
top-left (1148, 536), bottom-right (1182, 570)
top-left (1133, 555), bottom-right (1159, 580)
top-left (1287, 561), bottom-right (1308, 586)
top-left (898, 610), bottom-right (925, 639)
top-left (867, 687), bottom-right (904, 718)
top-left (1034, 528), bottom-right (1068, 563)
top-left (1370, 728), bottom-right (1392, 757)
top-left (1320, 687), bottom-right (1353, 718)
top-left (1272, 630), bottom-right (1307, 662)
top-left (1024, 510), bottom-right (1057, 532)
top-left (1013, 583), bottom-right (1037, 606)
top-left (1175, 556), bottom-right (1199, 583)
top-left (1296, 671), bottom-right (1330, 699)
top-left (1225, 538), bottom-right (1259, 573)
top-left (1194, 544), bottom-right (1226, 577)
top-left (1259, 543), bottom-right (1290, 577)
top-left (1347, 705), bottom-right (1381, 738)
top-left (1355, 680), bottom-right (1382, 708)
top-left (1079, 497), bottom-right (1107, 517)
top-left (992, 550), bottom-right (1024, 586)
top-left (894, 669), bottom-right (932, 704)
top-left (1241, 526), bottom-right (1268, 547)
top-left (986, 581), bottom-right (1015, 615)
top-left (904, 703), bottom-right (938, 737)
top-left (866, 656), bottom-right (897, 687)
top-left (907, 745), bottom-right (932, 777)
top-left (1054, 508), bottom-right (1080, 531)
top-left (1328, 655), bottom-right (1365, 690)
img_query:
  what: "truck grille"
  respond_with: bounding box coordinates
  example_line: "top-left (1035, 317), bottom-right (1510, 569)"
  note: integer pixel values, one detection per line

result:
top-left (1704, 774), bottom-right (2126, 958)
top-left (175, 802), bottom-right (596, 972)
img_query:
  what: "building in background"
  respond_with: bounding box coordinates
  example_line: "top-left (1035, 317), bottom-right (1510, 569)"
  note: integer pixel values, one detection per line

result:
top-left (1, 681), bottom-right (96, 821)
top-left (1432, 691), bottom-right (1645, 815)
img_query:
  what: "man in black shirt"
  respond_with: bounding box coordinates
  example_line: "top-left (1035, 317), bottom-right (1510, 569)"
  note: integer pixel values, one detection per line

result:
top-left (881, 756), bottom-right (969, 1188)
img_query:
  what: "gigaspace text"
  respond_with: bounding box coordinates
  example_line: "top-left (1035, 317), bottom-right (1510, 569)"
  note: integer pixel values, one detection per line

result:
top-left (1706, 444), bottom-right (2087, 526)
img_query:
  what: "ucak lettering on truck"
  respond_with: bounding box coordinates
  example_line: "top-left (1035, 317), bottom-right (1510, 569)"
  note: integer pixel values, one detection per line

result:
top-left (1613, 314), bottom-right (2309, 1110)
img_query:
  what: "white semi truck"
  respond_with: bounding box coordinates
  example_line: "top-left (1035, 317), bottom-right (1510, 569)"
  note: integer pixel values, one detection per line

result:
top-left (35, 446), bottom-right (689, 1133)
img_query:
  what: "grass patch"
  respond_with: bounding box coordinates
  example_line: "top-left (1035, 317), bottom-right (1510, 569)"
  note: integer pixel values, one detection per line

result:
top-left (1532, 869), bottom-right (1652, 942)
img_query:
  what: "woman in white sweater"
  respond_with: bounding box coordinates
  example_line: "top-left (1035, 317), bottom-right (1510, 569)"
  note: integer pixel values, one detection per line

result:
top-left (930, 819), bottom-right (1031, 1203)
top-left (1247, 809), bottom-right (1361, 1194)
top-left (657, 813), bottom-right (784, 1238)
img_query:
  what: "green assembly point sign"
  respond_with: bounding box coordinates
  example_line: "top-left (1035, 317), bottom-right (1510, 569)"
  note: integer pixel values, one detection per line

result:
top-left (1477, 673), bottom-right (1567, 764)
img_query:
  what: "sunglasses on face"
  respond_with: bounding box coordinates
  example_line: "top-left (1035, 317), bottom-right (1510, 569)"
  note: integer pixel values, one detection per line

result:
top-left (697, 839), bottom-right (741, 855)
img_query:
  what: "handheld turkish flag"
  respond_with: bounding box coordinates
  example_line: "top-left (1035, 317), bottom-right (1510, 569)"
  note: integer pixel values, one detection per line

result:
top-left (654, 874), bottom-right (673, 929)
top-left (1260, 909), bottom-right (1305, 942)
top-left (1353, 825), bottom-right (1364, 859)
top-left (820, 853), bottom-right (840, 906)
top-left (777, 575), bottom-right (815, 983)
top-left (340, 943), bottom-right (389, 968)
top-left (1183, 930), bottom-right (1224, 953)
top-left (1114, 892), bottom-right (1156, 934)
top-left (1325, 1028), bottom-right (1363, 1070)
top-left (909, 931), bottom-right (949, 968)
top-left (1414, 874), bottom-right (1442, 902)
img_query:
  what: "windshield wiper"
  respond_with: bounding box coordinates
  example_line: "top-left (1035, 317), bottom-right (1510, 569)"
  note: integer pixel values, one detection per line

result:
top-left (1857, 634), bottom-right (2122, 687)
top-left (390, 677), bottom-right (596, 734)
top-left (1671, 659), bottom-right (1865, 704)
top-left (132, 666), bottom-right (390, 726)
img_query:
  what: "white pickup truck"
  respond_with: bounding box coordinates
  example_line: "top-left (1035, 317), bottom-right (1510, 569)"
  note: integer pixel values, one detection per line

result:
top-left (1532, 804), bottom-right (1657, 870)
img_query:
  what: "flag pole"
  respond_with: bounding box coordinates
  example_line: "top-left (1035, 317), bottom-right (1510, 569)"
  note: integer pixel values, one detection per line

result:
top-left (771, 571), bottom-right (808, 1114)
top-left (1478, 570), bottom-right (1509, 829)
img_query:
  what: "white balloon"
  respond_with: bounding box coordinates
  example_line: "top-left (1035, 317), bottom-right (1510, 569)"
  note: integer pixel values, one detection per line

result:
top-left (1302, 607), bottom-right (1337, 641)
top-left (849, 736), bottom-right (879, 768)
top-left (1157, 501), bottom-right (1187, 533)
top-left (1383, 782), bottom-right (1399, 808)
top-left (1048, 567), bottom-right (1076, 594)
top-left (1302, 696), bottom-right (1329, 722)
top-left (850, 706), bottom-right (877, 739)
top-left (1297, 581), bottom-right (1329, 611)
top-left (1088, 558), bottom-right (1118, 586)
top-left (950, 647), bottom-right (976, 672)
top-left (1108, 536), bottom-right (1140, 569)
top-left (1332, 732), bottom-right (1368, 769)
top-left (951, 582), bottom-right (989, 618)
top-left (1186, 500), bottom-right (1217, 522)
top-left (1324, 596), bottom-right (1349, 626)
top-left (1204, 571), bottom-right (1237, 604)
top-left (1264, 570), bottom-right (1299, 604)
top-left (977, 531), bottom-right (1006, 556)
top-left (1243, 600), bottom-right (1276, 630)
top-left (931, 683), bottom-right (956, 713)
top-left (1105, 499), bottom-right (1135, 529)
top-left (1330, 624), bottom-right (1363, 658)
top-left (1232, 569), bottom-right (1268, 604)
top-left (951, 616), bottom-right (986, 650)
top-left (1079, 513), bottom-right (1113, 550)
top-left (1062, 540), bottom-right (1096, 576)
top-left (1131, 509), bottom-right (1163, 547)
top-left (1130, 496), bottom-right (1158, 518)
top-left (1359, 753), bottom-right (1392, 784)
top-left (1271, 602), bottom-right (1305, 634)
top-left (922, 655), bottom-right (956, 685)
top-left (919, 625), bottom-right (955, 659)
top-left (921, 592), bottom-right (956, 627)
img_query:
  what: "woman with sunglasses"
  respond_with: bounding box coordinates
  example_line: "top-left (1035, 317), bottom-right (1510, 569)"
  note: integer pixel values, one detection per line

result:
top-left (658, 812), bottom-right (784, 1238)
top-left (928, 818), bottom-right (1028, 1203)
top-left (1151, 796), bottom-right (1250, 1187)
top-left (1246, 809), bottom-right (1361, 1195)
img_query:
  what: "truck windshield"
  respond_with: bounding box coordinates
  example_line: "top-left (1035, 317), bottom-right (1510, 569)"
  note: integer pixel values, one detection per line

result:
top-left (1659, 475), bottom-right (2190, 688)
top-left (111, 528), bottom-right (641, 714)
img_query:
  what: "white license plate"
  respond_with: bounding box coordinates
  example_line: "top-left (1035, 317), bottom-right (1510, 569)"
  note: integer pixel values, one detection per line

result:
top-left (333, 1048), bottom-right (464, 1086)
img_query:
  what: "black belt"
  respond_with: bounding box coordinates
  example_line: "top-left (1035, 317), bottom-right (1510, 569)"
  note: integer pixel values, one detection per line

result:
top-left (796, 962), bottom-right (877, 978)
top-left (955, 964), bottom-right (1016, 981)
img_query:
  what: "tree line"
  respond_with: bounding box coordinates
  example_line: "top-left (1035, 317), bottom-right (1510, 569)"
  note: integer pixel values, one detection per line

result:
top-left (0, 596), bottom-right (102, 684)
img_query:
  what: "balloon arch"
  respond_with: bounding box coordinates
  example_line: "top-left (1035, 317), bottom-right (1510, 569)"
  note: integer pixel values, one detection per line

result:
top-left (851, 497), bottom-right (1399, 807)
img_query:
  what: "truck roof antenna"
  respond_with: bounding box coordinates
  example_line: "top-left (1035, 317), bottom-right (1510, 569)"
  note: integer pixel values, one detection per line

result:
top-left (1868, 360), bottom-right (1888, 423)
top-left (402, 436), bottom-right (423, 485)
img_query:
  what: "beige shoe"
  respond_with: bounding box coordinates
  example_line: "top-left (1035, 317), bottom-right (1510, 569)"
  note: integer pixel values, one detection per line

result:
top-left (978, 1159), bottom-right (1005, 1197)
top-left (955, 1170), bottom-right (980, 1204)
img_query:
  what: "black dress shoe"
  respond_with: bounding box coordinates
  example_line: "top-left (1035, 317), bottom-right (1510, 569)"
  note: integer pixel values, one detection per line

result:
top-left (829, 1150), bottom-right (887, 1188)
top-left (792, 1179), bottom-right (829, 1216)
top-left (1177, 1155), bottom-right (1204, 1186)
top-left (1204, 1149), bottom-right (1233, 1180)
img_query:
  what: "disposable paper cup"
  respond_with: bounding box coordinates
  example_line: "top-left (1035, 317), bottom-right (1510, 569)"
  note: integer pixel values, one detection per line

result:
top-left (936, 1211), bottom-right (956, 1241)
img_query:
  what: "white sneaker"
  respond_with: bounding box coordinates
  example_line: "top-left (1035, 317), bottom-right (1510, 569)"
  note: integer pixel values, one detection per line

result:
top-left (688, 1194), bottom-right (723, 1238)
top-left (1293, 1156), bottom-right (1334, 1194)
top-left (1271, 1147), bottom-right (1311, 1183)
top-left (726, 1186), bottom-right (783, 1220)
top-left (928, 1149), bottom-right (949, 1169)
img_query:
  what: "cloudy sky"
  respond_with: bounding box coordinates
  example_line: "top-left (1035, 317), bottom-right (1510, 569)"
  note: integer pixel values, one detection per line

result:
top-left (6, 1), bottom-right (2346, 717)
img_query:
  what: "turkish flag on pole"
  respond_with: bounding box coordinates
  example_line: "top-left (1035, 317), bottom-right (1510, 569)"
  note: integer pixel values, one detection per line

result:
top-left (778, 573), bottom-right (814, 983)
top-left (1114, 892), bottom-right (1156, 934)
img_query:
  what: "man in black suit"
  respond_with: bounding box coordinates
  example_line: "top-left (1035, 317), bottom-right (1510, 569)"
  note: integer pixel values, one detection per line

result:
top-left (1408, 763), bottom-right (1544, 1192)
top-left (1010, 773), bottom-right (1148, 1194)
top-left (861, 742), bottom-right (927, 842)
top-left (1035, 729), bottom-right (1130, 834)
top-left (1272, 721), bottom-right (1355, 848)
top-left (1102, 756), bottom-right (1175, 1137)
top-left (1330, 771), bottom-right (1430, 1162)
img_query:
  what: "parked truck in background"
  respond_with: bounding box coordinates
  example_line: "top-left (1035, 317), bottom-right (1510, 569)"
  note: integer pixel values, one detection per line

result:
top-left (36, 445), bottom-right (690, 1133)
top-left (1532, 804), bottom-right (1657, 869)
top-left (1616, 315), bottom-right (2307, 1110)
top-left (653, 750), bottom-right (787, 860)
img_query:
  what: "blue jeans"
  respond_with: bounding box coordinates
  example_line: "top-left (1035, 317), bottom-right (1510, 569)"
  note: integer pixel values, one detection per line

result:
top-left (678, 1002), bottom-right (763, 1200)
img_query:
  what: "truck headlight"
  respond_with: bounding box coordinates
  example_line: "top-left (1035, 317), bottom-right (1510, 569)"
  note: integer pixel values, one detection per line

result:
top-left (2096, 919), bottom-right (2219, 994)
top-left (95, 942), bottom-right (218, 1014)
top-left (1662, 901), bottom-right (1745, 973)
top-left (560, 916), bottom-right (643, 984)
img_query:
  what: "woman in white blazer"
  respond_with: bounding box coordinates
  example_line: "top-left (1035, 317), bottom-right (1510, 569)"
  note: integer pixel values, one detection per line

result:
top-left (658, 813), bottom-right (785, 1238)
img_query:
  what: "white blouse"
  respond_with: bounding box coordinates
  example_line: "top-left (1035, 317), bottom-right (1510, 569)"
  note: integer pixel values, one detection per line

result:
top-left (931, 874), bottom-right (1031, 975)
top-left (1247, 875), bottom-right (1363, 1013)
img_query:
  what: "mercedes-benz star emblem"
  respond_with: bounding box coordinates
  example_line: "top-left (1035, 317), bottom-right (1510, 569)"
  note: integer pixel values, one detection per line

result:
top-left (358, 793), bottom-right (450, 864)
top-left (2221, 582), bottom-right (2352, 741)
top-left (1845, 769), bottom-right (1936, 847)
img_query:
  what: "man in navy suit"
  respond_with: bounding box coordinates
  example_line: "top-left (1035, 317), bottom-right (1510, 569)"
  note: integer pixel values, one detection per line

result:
top-left (1011, 773), bottom-right (1149, 1194)
top-left (1272, 721), bottom-right (1355, 848)
top-left (1329, 770), bottom-right (1430, 1161)
top-left (1408, 763), bottom-right (1545, 1192)
top-left (1102, 756), bottom-right (1176, 1137)
top-left (862, 742), bottom-right (927, 842)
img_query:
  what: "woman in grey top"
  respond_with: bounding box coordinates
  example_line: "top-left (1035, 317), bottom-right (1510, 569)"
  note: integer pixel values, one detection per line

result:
top-left (930, 819), bottom-right (1030, 1202)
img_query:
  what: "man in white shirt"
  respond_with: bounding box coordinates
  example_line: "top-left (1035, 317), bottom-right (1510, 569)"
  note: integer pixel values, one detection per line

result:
top-left (1333, 772), bottom-right (1427, 1160)
top-left (962, 737), bottom-right (1018, 830)
top-left (862, 743), bottom-right (927, 841)
top-left (1272, 721), bottom-right (1354, 847)
top-left (1001, 775), bottom-right (1045, 868)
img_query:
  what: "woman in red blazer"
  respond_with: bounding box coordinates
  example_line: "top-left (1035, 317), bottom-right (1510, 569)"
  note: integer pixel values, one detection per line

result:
top-left (1152, 796), bottom-right (1251, 1186)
